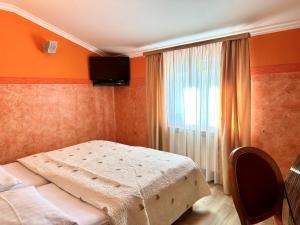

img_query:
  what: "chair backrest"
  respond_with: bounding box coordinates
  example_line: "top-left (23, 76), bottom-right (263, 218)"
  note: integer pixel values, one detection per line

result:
top-left (229, 147), bottom-right (284, 225)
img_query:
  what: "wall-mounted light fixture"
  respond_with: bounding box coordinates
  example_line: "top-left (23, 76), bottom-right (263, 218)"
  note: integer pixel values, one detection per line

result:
top-left (44, 41), bottom-right (58, 54)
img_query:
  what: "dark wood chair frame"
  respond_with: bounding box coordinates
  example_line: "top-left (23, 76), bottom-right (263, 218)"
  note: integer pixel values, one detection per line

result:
top-left (229, 147), bottom-right (284, 225)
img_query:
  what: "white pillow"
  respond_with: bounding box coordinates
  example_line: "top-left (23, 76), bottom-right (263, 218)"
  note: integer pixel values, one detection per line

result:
top-left (0, 166), bottom-right (22, 192)
top-left (0, 186), bottom-right (77, 225)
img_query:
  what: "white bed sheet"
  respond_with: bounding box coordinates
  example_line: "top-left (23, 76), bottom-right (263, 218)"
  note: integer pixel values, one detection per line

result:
top-left (38, 184), bottom-right (110, 225)
top-left (2, 162), bottom-right (49, 188)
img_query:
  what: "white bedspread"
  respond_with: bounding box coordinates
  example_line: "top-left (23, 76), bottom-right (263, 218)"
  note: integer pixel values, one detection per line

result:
top-left (19, 141), bottom-right (210, 225)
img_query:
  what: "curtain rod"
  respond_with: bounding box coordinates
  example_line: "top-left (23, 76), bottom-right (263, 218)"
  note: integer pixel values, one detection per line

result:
top-left (143, 32), bottom-right (250, 56)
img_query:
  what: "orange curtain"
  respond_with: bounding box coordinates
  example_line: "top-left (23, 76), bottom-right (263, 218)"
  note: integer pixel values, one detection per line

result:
top-left (145, 54), bottom-right (168, 150)
top-left (220, 38), bottom-right (251, 194)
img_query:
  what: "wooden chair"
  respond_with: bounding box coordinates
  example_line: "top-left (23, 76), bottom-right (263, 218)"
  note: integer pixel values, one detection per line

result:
top-left (229, 147), bottom-right (284, 225)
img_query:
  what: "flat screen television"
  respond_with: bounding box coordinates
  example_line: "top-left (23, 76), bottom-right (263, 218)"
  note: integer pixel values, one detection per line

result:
top-left (89, 56), bottom-right (130, 86)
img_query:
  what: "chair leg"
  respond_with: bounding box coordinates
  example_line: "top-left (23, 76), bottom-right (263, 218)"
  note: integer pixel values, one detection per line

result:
top-left (274, 211), bottom-right (283, 225)
top-left (238, 216), bottom-right (250, 225)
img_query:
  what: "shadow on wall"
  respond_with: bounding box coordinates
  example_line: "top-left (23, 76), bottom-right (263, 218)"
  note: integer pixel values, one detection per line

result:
top-left (31, 34), bottom-right (47, 52)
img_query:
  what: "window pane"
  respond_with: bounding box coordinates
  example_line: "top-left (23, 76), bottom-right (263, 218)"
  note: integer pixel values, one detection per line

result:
top-left (163, 43), bottom-right (221, 131)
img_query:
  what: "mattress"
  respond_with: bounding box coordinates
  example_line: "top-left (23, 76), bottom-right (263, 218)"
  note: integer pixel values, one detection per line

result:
top-left (2, 162), bottom-right (49, 187)
top-left (38, 184), bottom-right (110, 225)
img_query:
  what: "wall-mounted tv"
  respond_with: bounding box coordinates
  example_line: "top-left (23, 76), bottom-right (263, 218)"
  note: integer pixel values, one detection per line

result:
top-left (89, 56), bottom-right (130, 86)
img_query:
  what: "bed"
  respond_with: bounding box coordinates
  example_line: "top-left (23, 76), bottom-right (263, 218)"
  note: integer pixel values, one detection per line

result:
top-left (1, 140), bottom-right (210, 225)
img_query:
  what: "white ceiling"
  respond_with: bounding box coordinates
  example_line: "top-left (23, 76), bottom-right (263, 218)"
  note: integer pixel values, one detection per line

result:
top-left (1, 0), bottom-right (300, 56)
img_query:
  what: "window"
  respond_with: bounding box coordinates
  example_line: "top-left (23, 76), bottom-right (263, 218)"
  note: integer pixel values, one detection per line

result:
top-left (163, 44), bottom-right (221, 131)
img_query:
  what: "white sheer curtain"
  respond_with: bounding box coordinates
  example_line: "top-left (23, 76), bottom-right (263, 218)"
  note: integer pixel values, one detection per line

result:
top-left (163, 42), bottom-right (222, 183)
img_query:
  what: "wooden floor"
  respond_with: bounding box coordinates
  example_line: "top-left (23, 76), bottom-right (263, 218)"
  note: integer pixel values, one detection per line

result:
top-left (174, 184), bottom-right (289, 225)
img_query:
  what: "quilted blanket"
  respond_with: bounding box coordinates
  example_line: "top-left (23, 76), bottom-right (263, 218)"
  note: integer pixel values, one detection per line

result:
top-left (19, 141), bottom-right (210, 225)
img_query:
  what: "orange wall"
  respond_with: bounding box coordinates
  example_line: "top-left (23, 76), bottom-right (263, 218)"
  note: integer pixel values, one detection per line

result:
top-left (250, 28), bottom-right (300, 67)
top-left (0, 85), bottom-right (116, 164)
top-left (0, 10), bottom-right (116, 163)
top-left (0, 10), bottom-right (92, 80)
top-left (114, 57), bottom-right (148, 147)
top-left (250, 28), bottom-right (300, 177)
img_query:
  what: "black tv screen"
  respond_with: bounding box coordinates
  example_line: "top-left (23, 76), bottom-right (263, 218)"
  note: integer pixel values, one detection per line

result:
top-left (89, 57), bottom-right (130, 86)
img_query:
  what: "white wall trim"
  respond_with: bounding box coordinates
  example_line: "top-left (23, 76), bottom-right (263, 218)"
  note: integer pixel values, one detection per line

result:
top-left (127, 19), bottom-right (300, 57)
top-left (0, 2), bottom-right (105, 55)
